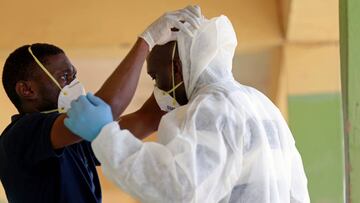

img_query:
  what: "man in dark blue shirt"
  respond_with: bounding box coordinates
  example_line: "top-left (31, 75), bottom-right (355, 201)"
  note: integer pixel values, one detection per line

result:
top-left (0, 41), bottom-right (159, 203)
top-left (0, 112), bottom-right (101, 203)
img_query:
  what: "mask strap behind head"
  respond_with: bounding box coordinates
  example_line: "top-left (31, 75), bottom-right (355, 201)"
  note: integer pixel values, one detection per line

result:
top-left (28, 46), bottom-right (63, 91)
top-left (169, 42), bottom-right (183, 105)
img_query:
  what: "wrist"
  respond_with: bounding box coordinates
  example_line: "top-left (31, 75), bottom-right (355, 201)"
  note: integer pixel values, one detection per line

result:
top-left (138, 34), bottom-right (153, 51)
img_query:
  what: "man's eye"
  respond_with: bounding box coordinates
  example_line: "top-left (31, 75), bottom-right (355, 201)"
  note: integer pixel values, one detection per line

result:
top-left (60, 73), bottom-right (68, 81)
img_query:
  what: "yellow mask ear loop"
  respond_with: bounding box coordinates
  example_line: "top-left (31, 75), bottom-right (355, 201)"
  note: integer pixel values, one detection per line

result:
top-left (28, 46), bottom-right (63, 92)
top-left (169, 42), bottom-right (183, 106)
top-left (41, 109), bottom-right (60, 114)
top-left (165, 81), bottom-right (184, 95)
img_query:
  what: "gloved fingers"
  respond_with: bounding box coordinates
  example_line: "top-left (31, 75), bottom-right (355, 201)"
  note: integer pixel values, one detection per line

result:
top-left (186, 5), bottom-right (206, 24)
top-left (184, 9), bottom-right (204, 25)
top-left (181, 7), bottom-right (202, 24)
top-left (169, 11), bottom-right (200, 29)
top-left (64, 117), bottom-right (73, 130)
top-left (172, 20), bottom-right (195, 37)
top-left (179, 12), bottom-right (200, 29)
top-left (77, 95), bottom-right (93, 108)
top-left (174, 8), bottom-right (198, 22)
top-left (66, 108), bottom-right (74, 118)
top-left (184, 5), bottom-right (202, 18)
top-left (70, 100), bottom-right (77, 109)
top-left (177, 5), bottom-right (201, 19)
top-left (86, 92), bottom-right (107, 107)
top-left (70, 99), bottom-right (82, 114)
top-left (168, 16), bottom-right (194, 36)
top-left (86, 93), bottom-right (108, 106)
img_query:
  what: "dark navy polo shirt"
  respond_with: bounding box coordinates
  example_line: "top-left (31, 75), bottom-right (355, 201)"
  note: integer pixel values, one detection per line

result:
top-left (0, 112), bottom-right (101, 203)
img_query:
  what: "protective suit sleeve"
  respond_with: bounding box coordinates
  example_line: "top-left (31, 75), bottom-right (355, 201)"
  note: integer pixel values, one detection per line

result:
top-left (290, 146), bottom-right (310, 203)
top-left (91, 121), bottom-right (203, 203)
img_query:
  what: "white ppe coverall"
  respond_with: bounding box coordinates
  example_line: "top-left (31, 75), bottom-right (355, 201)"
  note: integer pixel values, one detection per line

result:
top-left (92, 15), bottom-right (310, 203)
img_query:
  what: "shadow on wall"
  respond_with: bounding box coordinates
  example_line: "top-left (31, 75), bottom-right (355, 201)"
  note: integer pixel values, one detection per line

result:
top-left (232, 47), bottom-right (280, 101)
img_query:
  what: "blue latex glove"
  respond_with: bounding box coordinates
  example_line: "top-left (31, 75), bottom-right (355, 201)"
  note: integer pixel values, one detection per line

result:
top-left (64, 93), bottom-right (113, 142)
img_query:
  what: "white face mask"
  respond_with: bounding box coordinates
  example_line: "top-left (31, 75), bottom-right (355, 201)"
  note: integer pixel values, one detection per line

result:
top-left (153, 82), bottom-right (183, 112)
top-left (57, 78), bottom-right (86, 113)
top-left (28, 46), bottom-right (86, 113)
top-left (153, 42), bottom-right (184, 112)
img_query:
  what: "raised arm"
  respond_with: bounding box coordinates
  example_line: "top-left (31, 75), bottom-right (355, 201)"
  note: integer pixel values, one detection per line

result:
top-left (50, 38), bottom-right (148, 149)
top-left (51, 5), bottom-right (202, 149)
top-left (95, 38), bottom-right (149, 119)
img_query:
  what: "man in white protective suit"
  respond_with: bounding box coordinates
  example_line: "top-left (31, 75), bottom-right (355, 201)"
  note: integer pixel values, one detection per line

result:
top-left (64, 12), bottom-right (310, 203)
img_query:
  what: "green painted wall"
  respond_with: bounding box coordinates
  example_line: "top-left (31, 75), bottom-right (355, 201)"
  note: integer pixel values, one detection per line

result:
top-left (340, 0), bottom-right (360, 202)
top-left (288, 93), bottom-right (344, 203)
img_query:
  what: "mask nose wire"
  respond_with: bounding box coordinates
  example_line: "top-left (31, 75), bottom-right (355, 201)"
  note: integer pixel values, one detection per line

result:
top-left (28, 46), bottom-right (63, 92)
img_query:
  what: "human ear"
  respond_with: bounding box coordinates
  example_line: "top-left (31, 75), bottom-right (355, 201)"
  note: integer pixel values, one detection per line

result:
top-left (15, 80), bottom-right (37, 99)
top-left (173, 59), bottom-right (183, 81)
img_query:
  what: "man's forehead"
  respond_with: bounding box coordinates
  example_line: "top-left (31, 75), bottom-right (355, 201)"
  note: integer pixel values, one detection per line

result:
top-left (151, 42), bottom-right (176, 57)
top-left (148, 42), bottom-right (176, 65)
top-left (41, 53), bottom-right (73, 74)
top-left (43, 53), bottom-right (66, 63)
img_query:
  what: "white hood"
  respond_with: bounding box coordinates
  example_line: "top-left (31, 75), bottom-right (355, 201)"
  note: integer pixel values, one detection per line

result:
top-left (177, 15), bottom-right (238, 99)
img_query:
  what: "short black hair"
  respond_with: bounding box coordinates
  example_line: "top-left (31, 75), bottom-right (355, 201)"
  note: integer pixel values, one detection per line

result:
top-left (2, 43), bottom-right (64, 110)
